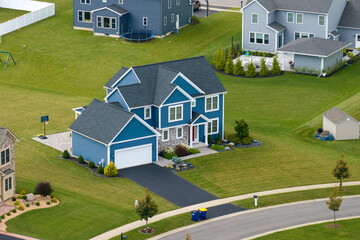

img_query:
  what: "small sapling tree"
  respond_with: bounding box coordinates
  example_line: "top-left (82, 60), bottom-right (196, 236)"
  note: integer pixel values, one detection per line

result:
top-left (271, 54), bottom-right (282, 75)
top-left (332, 155), bottom-right (351, 191)
top-left (34, 182), bottom-right (54, 197)
top-left (326, 187), bottom-right (342, 226)
top-left (259, 57), bottom-right (269, 76)
top-left (135, 188), bottom-right (159, 232)
top-left (215, 49), bottom-right (226, 71)
top-left (233, 59), bottom-right (245, 76)
top-left (234, 120), bottom-right (249, 140)
top-left (245, 61), bottom-right (256, 77)
top-left (225, 50), bottom-right (234, 74)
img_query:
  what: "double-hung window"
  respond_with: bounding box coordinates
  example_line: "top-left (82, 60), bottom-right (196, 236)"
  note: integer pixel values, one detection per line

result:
top-left (171, 13), bottom-right (175, 23)
top-left (176, 0), bottom-right (180, 5)
top-left (251, 13), bottom-right (258, 24)
top-left (205, 96), bottom-right (219, 112)
top-left (143, 17), bottom-right (148, 26)
top-left (111, 18), bottom-right (116, 29)
top-left (144, 107), bottom-right (151, 119)
top-left (176, 127), bottom-right (183, 139)
top-left (250, 32), bottom-right (255, 43)
top-left (169, 105), bottom-right (182, 122)
top-left (119, 0), bottom-right (123, 4)
top-left (97, 16), bottom-right (102, 28)
top-left (80, 0), bottom-right (90, 4)
top-left (296, 13), bottom-right (303, 24)
top-left (207, 119), bottom-right (219, 134)
top-left (5, 177), bottom-right (12, 192)
top-left (1, 148), bottom-right (9, 165)
top-left (79, 11), bottom-right (91, 23)
top-left (318, 16), bottom-right (325, 26)
top-left (164, 16), bottom-right (167, 26)
top-left (162, 129), bottom-right (169, 141)
top-left (168, 0), bottom-right (171, 9)
top-left (287, 12), bottom-right (294, 23)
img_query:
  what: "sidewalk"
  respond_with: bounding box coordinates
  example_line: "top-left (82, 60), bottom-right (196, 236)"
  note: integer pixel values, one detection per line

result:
top-left (90, 181), bottom-right (360, 240)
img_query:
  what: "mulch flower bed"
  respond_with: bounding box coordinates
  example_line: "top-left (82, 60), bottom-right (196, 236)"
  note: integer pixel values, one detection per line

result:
top-left (165, 162), bottom-right (195, 173)
top-left (212, 65), bottom-right (285, 78)
top-left (139, 227), bottom-right (155, 234)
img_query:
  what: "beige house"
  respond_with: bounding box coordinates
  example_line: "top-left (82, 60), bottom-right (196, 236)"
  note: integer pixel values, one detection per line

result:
top-left (323, 107), bottom-right (360, 140)
top-left (0, 128), bottom-right (18, 203)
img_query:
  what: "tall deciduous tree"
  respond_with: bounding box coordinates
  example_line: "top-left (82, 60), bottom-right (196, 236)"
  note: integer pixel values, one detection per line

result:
top-left (332, 155), bottom-right (351, 191)
top-left (326, 187), bottom-right (342, 226)
top-left (135, 188), bottom-right (159, 231)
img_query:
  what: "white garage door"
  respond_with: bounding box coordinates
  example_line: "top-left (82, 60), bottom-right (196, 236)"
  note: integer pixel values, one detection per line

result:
top-left (115, 144), bottom-right (152, 169)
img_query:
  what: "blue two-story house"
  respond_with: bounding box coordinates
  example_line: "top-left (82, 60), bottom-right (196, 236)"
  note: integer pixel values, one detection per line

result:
top-left (69, 56), bottom-right (226, 169)
top-left (73, 0), bottom-right (193, 38)
top-left (242, 0), bottom-right (360, 52)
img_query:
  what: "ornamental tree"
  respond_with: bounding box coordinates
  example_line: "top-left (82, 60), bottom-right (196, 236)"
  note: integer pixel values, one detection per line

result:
top-left (325, 187), bottom-right (342, 226)
top-left (245, 61), bottom-right (256, 77)
top-left (135, 188), bottom-right (159, 231)
top-left (233, 59), bottom-right (245, 76)
top-left (332, 156), bottom-right (351, 191)
top-left (34, 182), bottom-right (54, 197)
top-left (234, 120), bottom-right (249, 140)
top-left (271, 54), bottom-right (281, 75)
top-left (259, 57), bottom-right (269, 77)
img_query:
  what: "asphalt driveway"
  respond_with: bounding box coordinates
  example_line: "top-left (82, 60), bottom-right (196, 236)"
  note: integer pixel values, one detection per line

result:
top-left (118, 164), bottom-right (245, 218)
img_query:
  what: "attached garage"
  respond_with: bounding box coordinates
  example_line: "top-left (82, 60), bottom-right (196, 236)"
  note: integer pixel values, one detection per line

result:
top-left (115, 144), bottom-right (152, 169)
top-left (323, 107), bottom-right (360, 140)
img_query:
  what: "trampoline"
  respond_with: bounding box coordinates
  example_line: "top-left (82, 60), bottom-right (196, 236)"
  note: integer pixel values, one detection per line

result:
top-left (121, 29), bottom-right (153, 42)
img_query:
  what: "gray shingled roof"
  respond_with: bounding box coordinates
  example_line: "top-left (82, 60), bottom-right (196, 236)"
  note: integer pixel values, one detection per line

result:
top-left (323, 107), bottom-right (359, 124)
top-left (103, 4), bottom-right (129, 15)
top-left (254, 0), bottom-right (333, 13)
top-left (330, 31), bottom-right (340, 37)
top-left (277, 37), bottom-right (350, 57)
top-left (69, 99), bottom-right (134, 144)
top-left (268, 22), bottom-right (286, 32)
top-left (104, 56), bottom-right (226, 108)
top-left (104, 67), bottom-right (128, 89)
top-left (338, 0), bottom-right (360, 29)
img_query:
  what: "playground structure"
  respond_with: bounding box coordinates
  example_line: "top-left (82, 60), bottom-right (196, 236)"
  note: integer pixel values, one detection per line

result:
top-left (0, 51), bottom-right (16, 70)
top-left (121, 27), bottom-right (154, 42)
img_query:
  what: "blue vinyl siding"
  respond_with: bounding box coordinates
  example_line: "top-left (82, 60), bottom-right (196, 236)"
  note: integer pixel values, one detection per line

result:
top-left (199, 124), bottom-right (205, 142)
top-left (172, 75), bottom-right (201, 95)
top-left (152, 106), bottom-right (159, 128)
top-left (294, 55), bottom-right (321, 71)
top-left (161, 102), bottom-right (191, 128)
top-left (161, 0), bottom-right (192, 35)
top-left (72, 131), bottom-right (107, 166)
top-left (112, 118), bottom-right (155, 143)
top-left (113, 70), bottom-right (139, 88)
top-left (106, 90), bottom-right (129, 110)
top-left (106, 88), bottom-right (112, 95)
top-left (131, 106), bottom-right (158, 127)
top-left (93, 9), bottom-right (122, 35)
top-left (339, 28), bottom-right (360, 48)
top-left (193, 117), bottom-right (207, 125)
top-left (163, 89), bottom-right (190, 105)
top-left (109, 137), bottom-right (157, 164)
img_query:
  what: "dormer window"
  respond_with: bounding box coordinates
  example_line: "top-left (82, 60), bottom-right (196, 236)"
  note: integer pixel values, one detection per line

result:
top-left (251, 13), bottom-right (258, 24)
top-left (144, 107), bottom-right (151, 120)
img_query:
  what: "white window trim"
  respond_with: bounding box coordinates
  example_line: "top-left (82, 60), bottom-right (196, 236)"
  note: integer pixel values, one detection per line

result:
top-left (191, 101), bottom-right (196, 107)
top-left (143, 17), bottom-right (148, 26)
top-left (249, 32), bottom-right (269, 45)
top-left (80, 0), bottom-right (91, 5)
top-left (168, 0), bottom-right (171, 9)
top-left (176, 127), bottom-right (183, 139)
top-left (318, 15), bottom-right (325, 26)
top-left (205, 95), bottom-right (219, 112)
top-left (111, 17), bottom-right (116, 29)
top-left (79, 11), bottom-right (92, 23)
top-left (208, 118), bottom-right (219, 134)
top-left (0, 148), bottom-right (10, 166)
top-left (287, 12), bottom-right (294, 23)
top-left (144, 107), bottom-right (151, 120)
top-left (5, 176), bottom-right (12, 192)
top-left (176, 0), bottom-right (180, 5)
top-left (296, 13), bottom-right (303, 24)
top-left (164, 16), bottom-right (167, 26)
top-left (162, 129), bottom-right (170, 142)
top-left (97, 16), bottom-right (102, 28)
top-left (251, 13), bottom-right (258, 24)
top-left (119, 0), bottom-right (123, 4)
top-left (168, 104), bottom-right (183, 122)
top-left (294, 32), bottom-right (315, 40)
top-left (171, 13), bottom-right (175, 23)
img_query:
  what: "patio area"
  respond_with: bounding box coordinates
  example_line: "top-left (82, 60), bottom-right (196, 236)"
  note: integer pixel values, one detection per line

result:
top-left (32, 131), bottom-right (72, 154)
top-left (233, 54), bottom-right (291, 71)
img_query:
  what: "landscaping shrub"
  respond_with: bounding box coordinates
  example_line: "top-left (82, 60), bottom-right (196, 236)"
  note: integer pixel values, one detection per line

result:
top-left (271, 55), bottom-right (282, 75)
top-left (245, 61), bottom-right (256, 77)
top-left (215, 133), bottom-right (222, 145)
top-left (17, 195), bottom-right (23, 199)
top-left (241, 137), bottom-right (252, 145)
top-left (259, 57), bottom-right (269, 77)
top-left (210, 145), bottom-right (225, 151)
top-left (164, 152), bottom-right (178, 159)
top-left (22, 195), bottom-right (27, 200)
top-left (36, 202), bottom-right (40, 206)
top-left (174, 145), bottom-right (190, 157)
top-left (11, 197), bottom-right (16, 201)
top-left (18, 206), bottom-right (24, 211)
top-left (190, 15), bottom-right (200, 25)
top-left (7, 213), bottom-right (10, 216)
top-left (20, 190), bottom-right (26, 195)
top-left (14, 201), bottom-right (20, 206)
top-left (188, 148), bottom-right (200, 154)
top-left (225, 50), bottom-right (234, 74)
top-left (164, 147), bottom-right (174, 154)
top-left (233, 59), bottom-right (245, 76)
top-left (97, 165), bottom-right (104, 174)
top-left (235, 119), bottom-right (249, 140)
top-left (294, 66), bottom-right (301, 73)
top-left (88, 161), bottom-right (95, 168)
top-left (12, 209), bottom-right (16, 213)
top-left (26, 204), bottom-right (30, 207)
top-left (226, 133), bottom-right (241, 144)
top-left (0, 215), bottom-right (4, 219)
top-left (34, 181), bottom-right (54, 197)
top-left (208, 135), bottom-right (213, 145)
top-left (62, 150), bottom-right (70, 159)
top-left (78, 155), bottom-right (84, 163)
top-left (301, 67), bottom-right (307, 74)
top-left (215, 49), bottom-right (226, 71)
top-left (104, 162), bottom-right (118, 177)
top-left (46, 201), bottom-right (51, 205)
top-left (308, 68), bottom-right (315, 75)
top-left (180, 143), bottom-right (190, 150)
top-left (51, 197), bottom-right (58, 203)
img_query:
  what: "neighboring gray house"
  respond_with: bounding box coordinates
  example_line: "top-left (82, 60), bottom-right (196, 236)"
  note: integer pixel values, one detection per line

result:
top-left (0, 128), bottom-right (18, 204)
top-left (241, 0), bottom-right (360, 52)
top-left (323, 107), bottom-right (360, 140)
top-left (277, 37), bottom-right (350, 73)
top-left (73, 0), bottom-right (193, 38)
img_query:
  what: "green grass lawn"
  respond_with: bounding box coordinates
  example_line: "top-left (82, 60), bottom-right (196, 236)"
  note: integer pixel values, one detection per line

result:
top-left (256, 218), bottom-right (360, 240)
top-left (0, 8), bottom-right (28, 23)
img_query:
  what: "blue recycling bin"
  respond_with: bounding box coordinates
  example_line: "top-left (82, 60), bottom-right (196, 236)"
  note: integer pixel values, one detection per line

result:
top-left (199, 208), bottom-right (208, 220)
top-left (191, 210), bottom-right (200, 221)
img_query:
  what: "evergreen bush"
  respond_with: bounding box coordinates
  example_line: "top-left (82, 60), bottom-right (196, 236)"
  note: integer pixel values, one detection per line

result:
top-left (20, 190), bottom-right (26, 195)
top-left (208, 135), bottom-right (213, 145)
top-left (235, 119), bottom-right (249, 140)
top-left (36, 202), bottom-right (40, 206)
top-left (271, 55), bottom-right (282, 75)
top-left (62, 150), bottom-right (70, 159)
top-left (215, 133), bottom-right (222, 145)
top-left (245, 61), bottom-right (256, 77)
top-left (164, 152), bottom-right (178, 159)
top-left (226, 133), bottom-right (241, 144)
top-left (259, 57), bottom-right (269, 77)
top-left (104, 162), bottom-right (118, 177)
top-left (97, 165), bottom-right (104, 174)
top-left (215, 49), bottom-right (226, 71)
top-left (18, 206), bottom-right (24, 211)
top-left (225, 50), bottom-right (234, 74)
top-left (78, 155), bottom-right (84, 163)
top-left (233, 59), bottom-right (245, 76)
top-left (88, 161), bottom-right (95, 168)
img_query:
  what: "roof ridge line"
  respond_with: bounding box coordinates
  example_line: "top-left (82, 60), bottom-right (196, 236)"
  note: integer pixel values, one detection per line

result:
top-left (132, 56), bottom-right (205, 69)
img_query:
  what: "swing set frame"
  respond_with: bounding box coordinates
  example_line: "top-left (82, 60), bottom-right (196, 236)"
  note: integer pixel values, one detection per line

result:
top-left (0, 51), bottom-right (16, 70)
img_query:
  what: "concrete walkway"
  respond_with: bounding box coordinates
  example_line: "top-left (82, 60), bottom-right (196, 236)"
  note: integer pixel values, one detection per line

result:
top-left (90, 181), bottom-right (360, 240)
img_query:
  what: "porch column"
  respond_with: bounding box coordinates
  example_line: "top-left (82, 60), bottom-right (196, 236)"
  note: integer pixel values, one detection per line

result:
top-left (204, 123), bottom-right (208, 145)
top-left (282, 53), bottom-right (285, 71)
top-left (189, 125), bottom-right (193, 148)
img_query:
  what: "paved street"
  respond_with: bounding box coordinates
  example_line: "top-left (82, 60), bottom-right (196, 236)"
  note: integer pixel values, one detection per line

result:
top-left (156, 196), bottom-right (360, 240)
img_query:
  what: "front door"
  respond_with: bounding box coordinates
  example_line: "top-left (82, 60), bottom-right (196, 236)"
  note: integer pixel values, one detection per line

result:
top-left (278, 33), bottom-right (284, 48)
top-left (176, 15), bottom-right (180, 29)
top-left (356, 35), bottom-right (360, 48)
top-left (192, 126), bottom-right (198, 142)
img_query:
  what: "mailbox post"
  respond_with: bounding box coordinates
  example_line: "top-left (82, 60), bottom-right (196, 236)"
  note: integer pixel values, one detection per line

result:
top-left (253, 195), bottom-right (258, 206)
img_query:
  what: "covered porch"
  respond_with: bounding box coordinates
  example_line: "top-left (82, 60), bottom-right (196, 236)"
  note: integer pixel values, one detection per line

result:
top-left (189, 112), bottom-right (210, 148)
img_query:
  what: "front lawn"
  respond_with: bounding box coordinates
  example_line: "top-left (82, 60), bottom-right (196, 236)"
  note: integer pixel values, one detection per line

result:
top-left (0, 8), bottom-right (28, 23)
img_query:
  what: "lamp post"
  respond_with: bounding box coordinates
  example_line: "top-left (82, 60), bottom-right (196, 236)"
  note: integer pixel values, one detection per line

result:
top-left (205, 0), bottom-right (209, 17)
